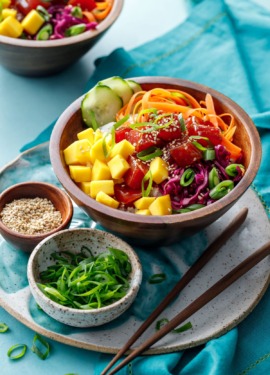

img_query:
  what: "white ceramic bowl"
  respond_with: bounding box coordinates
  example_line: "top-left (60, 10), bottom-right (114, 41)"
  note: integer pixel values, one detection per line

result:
top-left (27, 228), bottom-right (142, 327)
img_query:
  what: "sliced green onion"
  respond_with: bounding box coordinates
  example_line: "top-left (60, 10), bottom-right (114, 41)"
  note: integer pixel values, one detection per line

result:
top-left (156, 318), bottom-right (169, 330)
top-left (89, 110), bottom-right (98, 130)
top-left (65, 24), bottom-right (86, 37)
top-left (209, 167), bottom-right (220, 189)
top-left (38, 247), bottom-right (131, 309)
top-left (7, 344), bottom-right (27, 360)
top-left (148, 273), bottom-right (166, 284)
top-left (36, 24), bottom-right (53, 41)
top-left (178, 113), bottom-right (186, 132)
top-left (71, 6), bottom-right (83, 18)
top-left (173, 204), bottom-right (205, 214)
top-left (156, 318), bottom-right (193, 333)
top-left (36, 5), bottom-right (50, 21)
top-left (102, 132), bottom-right (112, 158)
top-left (141, 171), bottom-right (153, 197)
top-left (203, 148), bottom-right (215, 161)
top-left (225, 163), bottom-right (245, 177)
top-left (113, 114), bottom-right (129, 130)
top-left (137, 147), bottom-right (163, 161)
top-left (129, 122), bottom-right (153, 131)
top-left (180, 168), bottom-right (195, 187)
top-left (138, 108), bottom-right (158, 118)
top-left (191, 140), bottom-right (207, 152)
top-left (0, 322), bottom-right (9, 332)
top-left (31, 334), bottom-right (50, 360)
top-left (209, 180), bottom-right (234, 200)
top-left (173, 321), bottom-right (193, 333)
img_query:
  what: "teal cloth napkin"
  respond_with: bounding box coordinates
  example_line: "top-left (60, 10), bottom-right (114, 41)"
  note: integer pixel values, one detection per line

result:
top-left (20, 0), bottom-right (270, 374)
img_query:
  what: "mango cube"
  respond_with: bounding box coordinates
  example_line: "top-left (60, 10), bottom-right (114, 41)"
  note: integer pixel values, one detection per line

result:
top-left (78, 181), bottom-right (91, 195)
top-left (149, 157), bottom-right (169, 184)
top-left (134, 197), bottom-right (155, 210)
top-left (89, 180), bottom-right (114, 199)
top-left (2, 9), bottom-right (17, 19)
top-left (96, 191), bottom-right (119, 209)
top-left (21, 9), bottom-right (45, 35)
top-left (110, 139), bottom-right (135, 160)
top-left (92, 159), bottom-right (111, 181)
top-left (107, 154), bottom-right (130, 179)
top-left (149, 195), bottom-right (172, 216)
top-left (63, 139), bottom-right (91, 165)
top-left (69, 165), bottom-right (91, 182)
top-left (135, 209), bottom-right (151, 215)
top-left (77, 128), bottom-right (95, 145)
top-left (0, 16), bottom-right (23, 38)
top-left (1, 0), bottom-right (11, 8)
top-left (90, 138), bottom-right (110, 163)
top-left (94, 128), bottom-right (103, 142)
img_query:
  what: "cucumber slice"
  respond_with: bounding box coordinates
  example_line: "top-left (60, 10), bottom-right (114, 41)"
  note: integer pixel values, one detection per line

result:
top-left (98, 76), bottom-right (134, 106)
top-left (81, 85), bottom-right (123, 128)
top-left (126, 79), bottom-right (142, 94)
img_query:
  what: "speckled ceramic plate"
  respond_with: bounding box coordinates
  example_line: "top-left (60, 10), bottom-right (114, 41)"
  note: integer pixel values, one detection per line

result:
top-left (0, 142), bottom-right (270, 354)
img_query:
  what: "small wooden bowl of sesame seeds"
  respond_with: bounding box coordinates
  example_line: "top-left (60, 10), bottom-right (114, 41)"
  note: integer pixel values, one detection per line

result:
top-left (0, 181), bottom-right (73, 252)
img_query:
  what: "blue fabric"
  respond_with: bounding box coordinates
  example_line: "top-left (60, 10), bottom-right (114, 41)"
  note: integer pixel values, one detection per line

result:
top-left (19, 0), bottom-right (270, 374)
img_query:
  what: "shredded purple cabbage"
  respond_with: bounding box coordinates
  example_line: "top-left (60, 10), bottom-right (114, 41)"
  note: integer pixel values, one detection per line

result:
top-left (160, 147), bottom-right (244, 211)
top-left (39, 5), bottom-right (97, 40)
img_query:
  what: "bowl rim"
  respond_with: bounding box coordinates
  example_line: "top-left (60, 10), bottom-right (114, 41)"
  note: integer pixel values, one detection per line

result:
top-left (0, 181), bottom-right (73, 239)
top-left (27, 227), bottom-right (142, 315)
top-left (0, 0), bottom-right (123, 48)
top-left (50, 76), bottom-right (262, 225)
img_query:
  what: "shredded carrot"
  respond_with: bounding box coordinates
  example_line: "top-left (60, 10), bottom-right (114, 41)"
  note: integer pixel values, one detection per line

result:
top-left (93, 0), bottom-right (112, 20)
top-left (220, 136), bottom-right (242, 160)
top-left (82, 11), bottom-right (97, 22)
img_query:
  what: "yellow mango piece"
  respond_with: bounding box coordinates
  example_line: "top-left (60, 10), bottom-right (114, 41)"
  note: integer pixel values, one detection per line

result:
top-left (135, 209), bottom-right (151, 215)
top-left (149, 157), bottom-right (169, 184)
top-left (78, 181), bottom-right (91, 195)
top-left (69, 165), bottom-right (91, 182)
top-left (96, 191), bottom-right (119, 209)
top-left (94, 128), bottom-right (103, 142)
top-left (77, 128), bottom-right (95, 145)
top-left (2, 8), bottom-right (17, 19)
top-left (110, 139), bottom-right (135, 160)
top-left (92, 159), bottom-right (111, 181)
top-left (90, 138), bottom-right (111, 163)
top-left (1, 0), bottom-right (11, 8)
top-left (0, 16), bottom-right (23, 38)
top-left (63, 139), bottom-right (91, 165)
top-left (89, 180), bottom-right (114, 199)
top-left (21, 9), bottom-right (45, 35)
top-left (134, 197), bottom-right (155, 210)
top-left (149, 195), bottom-right (172, 216)
top-left (107, 154), bottom-right (130, 179)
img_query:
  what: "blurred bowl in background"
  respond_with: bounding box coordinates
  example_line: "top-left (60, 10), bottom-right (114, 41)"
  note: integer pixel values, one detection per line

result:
top-left (0, 0), bottom-right (124, 76)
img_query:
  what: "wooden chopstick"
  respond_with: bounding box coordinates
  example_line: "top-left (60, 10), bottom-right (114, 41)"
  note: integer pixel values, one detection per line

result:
top-left (102, 207), bottom-right (249, 375)
top-left (107, 238), bottom-right (270, 375)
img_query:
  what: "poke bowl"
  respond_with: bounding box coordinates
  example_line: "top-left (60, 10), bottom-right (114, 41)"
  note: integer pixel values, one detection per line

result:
top-left (0, 0), bottom-right (123, 76)
top-left (49, 76), bottom-right (261, 246)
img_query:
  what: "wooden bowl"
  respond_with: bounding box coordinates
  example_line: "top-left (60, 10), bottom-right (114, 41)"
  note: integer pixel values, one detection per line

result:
top-left (0, 181), bottom-right (73, 252)
top-left (0, 0), bottom-right (123, 77)
top-left (27, 228), bottom-right (142, 327)
top-left (49, 77), bottom-right (261, 246)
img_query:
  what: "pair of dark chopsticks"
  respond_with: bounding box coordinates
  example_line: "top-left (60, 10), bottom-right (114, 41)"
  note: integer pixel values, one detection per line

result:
top-left (102, 207), bottom-right (270, 375)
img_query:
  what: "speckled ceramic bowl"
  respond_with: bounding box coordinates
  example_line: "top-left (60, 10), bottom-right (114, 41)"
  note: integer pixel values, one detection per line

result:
top-left (27, 228), bottom-right (142, 327)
